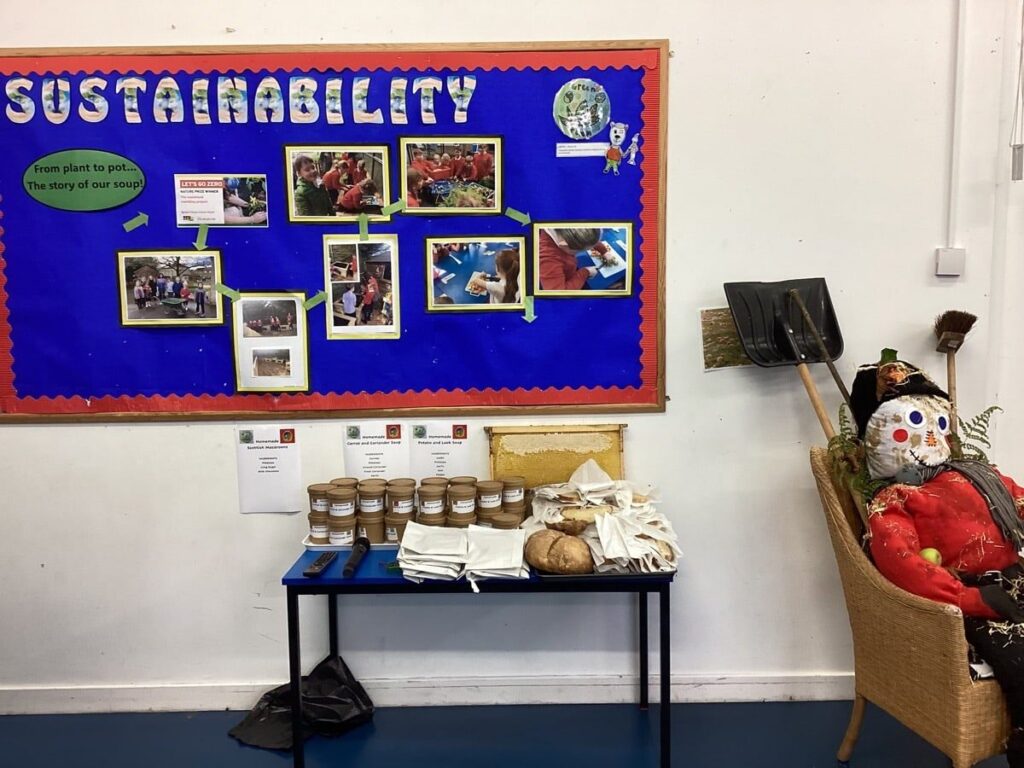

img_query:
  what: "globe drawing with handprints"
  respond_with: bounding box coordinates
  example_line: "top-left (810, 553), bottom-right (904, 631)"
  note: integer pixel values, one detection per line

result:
top-left (553, 78), bottom-right (611, 140)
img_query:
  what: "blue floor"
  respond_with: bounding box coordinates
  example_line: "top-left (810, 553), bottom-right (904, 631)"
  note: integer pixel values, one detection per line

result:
top-left (0, 702), bottom-right (1008, 767)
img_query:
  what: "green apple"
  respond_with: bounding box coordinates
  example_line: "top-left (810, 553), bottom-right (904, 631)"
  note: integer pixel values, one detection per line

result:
top-left (919, 548), bottom-right (943, 566)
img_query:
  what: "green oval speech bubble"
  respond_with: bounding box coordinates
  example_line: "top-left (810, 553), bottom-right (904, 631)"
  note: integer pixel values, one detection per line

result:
top-left (23, 149), bottom-right (145, 212)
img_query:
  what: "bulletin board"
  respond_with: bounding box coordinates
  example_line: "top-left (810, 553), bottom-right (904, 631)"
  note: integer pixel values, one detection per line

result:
top-left (0, 41), bottom-right (667, 421)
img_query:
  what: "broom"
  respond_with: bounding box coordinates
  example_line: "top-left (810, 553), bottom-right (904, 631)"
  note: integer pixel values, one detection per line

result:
top-left (933, 310), bottom-right (977, 438)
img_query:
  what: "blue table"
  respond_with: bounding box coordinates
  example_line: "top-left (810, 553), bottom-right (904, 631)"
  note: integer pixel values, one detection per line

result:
top-left (282, 548), bottom-right (675, 767)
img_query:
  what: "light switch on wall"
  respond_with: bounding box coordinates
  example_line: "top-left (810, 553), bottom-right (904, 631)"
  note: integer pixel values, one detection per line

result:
top-left (935, 247), bottom-right (966, 277)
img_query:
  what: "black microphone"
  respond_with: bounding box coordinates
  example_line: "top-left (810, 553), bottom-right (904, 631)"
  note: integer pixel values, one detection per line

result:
top-left (343, 537), bottom-right (371, 578)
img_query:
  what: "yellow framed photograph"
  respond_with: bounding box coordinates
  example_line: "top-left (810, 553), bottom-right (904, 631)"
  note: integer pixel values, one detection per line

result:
top-left (400, 136), bottom-right (502, 215)
top-left (532, 222), bottom-right (634, 297)
top-left (117, 249), bottom-right (224, 327)
top-left (323, 234), bottom-right (400, 340)
top-left (285, 144), bottom-right (391, 223)
top-left (232, 291), bottom-right (310, 392)
top-left (426, 236), bottom-right (525, 312)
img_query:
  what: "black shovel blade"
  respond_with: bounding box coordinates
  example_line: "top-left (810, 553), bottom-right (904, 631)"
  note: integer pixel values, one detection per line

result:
top-left (723, 278), bottom-right (843, 368)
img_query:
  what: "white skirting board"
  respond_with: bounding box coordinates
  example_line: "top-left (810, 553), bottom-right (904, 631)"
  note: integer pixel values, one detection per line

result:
top-left (0, 673), bottom-right (855, 715)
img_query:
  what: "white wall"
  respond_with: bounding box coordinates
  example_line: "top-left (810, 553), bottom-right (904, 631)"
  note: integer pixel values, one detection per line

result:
top-left (1, 0), bottom-right (1020, 713)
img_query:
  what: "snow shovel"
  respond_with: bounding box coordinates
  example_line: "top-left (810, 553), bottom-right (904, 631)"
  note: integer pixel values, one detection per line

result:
top-left (723, 278), bottom-right (846, 440)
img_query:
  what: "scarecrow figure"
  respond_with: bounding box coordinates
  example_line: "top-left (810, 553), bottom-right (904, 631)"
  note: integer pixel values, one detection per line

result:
top-left (852, 353), bottom-right (1024, 766)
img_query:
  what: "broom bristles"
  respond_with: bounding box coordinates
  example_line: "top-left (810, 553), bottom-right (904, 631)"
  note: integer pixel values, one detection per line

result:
top-left (934, 310), bottom-right (977, 339)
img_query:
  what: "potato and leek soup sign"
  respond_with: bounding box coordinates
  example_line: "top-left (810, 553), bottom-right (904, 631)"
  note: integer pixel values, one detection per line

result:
top-left (0, 44), bottom-right (665, 419)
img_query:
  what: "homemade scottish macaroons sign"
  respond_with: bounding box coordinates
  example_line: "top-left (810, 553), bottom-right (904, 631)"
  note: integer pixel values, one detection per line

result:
top-left (0, 43), bottom-right (666, 419)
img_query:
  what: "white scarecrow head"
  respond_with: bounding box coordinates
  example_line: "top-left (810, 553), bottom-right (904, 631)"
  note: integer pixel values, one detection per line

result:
top-left (863, 395), bottom-right (952, 480)
top-left (851, 355), bottom-right (953, 480)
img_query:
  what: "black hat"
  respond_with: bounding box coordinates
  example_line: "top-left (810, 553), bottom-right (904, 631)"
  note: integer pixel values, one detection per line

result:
top-left (850, 350), bottom-right (949, 438)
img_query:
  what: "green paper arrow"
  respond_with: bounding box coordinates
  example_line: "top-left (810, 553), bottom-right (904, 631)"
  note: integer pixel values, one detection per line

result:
top-left (122, 211), bottom-right (149, 232)
top-left (505, 207), bottom-right (531, 226)
top-left (192, 223), bottom-right (209, 250)
top-left (214, 282), bottom-right (240, 301)
top-left (382, 199), bottom-right (407, 216)
top-left (303, 291), bottom-right (327, 310)
top-left (523, 296), bottom-right (537, 323)
top-left (358, 213), bottom-right (369, 241)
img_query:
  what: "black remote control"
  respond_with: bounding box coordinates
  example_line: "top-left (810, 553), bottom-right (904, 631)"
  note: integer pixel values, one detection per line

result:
top-left (303, 551), bottom-right (338, 577)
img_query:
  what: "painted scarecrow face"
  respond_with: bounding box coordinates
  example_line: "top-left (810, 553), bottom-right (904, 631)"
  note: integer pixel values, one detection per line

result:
top-left (864, 395), bottom-right (952, 480)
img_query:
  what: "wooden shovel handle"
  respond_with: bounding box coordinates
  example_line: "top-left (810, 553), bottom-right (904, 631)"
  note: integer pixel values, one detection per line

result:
top-left (797, 363), bottom-right (836, 440)
top-left (947, 351), bottom-right (958, 437)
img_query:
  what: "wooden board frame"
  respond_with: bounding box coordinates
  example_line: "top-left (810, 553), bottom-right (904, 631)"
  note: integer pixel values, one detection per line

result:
top-left (0, 40), bottom-right (668, 423)
top-left (486, 423), bottom-right (627, 488)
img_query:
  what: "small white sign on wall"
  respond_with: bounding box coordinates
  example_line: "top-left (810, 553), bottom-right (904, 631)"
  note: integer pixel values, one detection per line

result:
top-left (409, 421), bottom-right (482, 478)
top-left (236, 425), bottom-right (302, 513)
top-left (342, 422), bottom-right (410, 479)
top-left (555, 142), bottom-right (610, 158)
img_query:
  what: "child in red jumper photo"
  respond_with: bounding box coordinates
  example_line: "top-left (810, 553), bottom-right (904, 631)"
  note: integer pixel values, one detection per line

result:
top-left (536, 228), bottom-right (606, 292)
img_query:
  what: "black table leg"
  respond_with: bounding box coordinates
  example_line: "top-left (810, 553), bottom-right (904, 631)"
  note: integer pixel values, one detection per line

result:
top-left (659, 584), bottom-right (671, 768)
top-left (639, 590), bottom-right (649, 710)
top-left (287, 588), bottom-right (305, 768)
top-left (328, 593), bottom-right (338, 658)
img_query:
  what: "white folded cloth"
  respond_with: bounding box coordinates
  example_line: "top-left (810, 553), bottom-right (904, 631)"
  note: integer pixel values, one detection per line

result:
top-left (397, 522), bottom-right (530, 588)
top-left (398, 523), bottom-right (468, 583)
top-left (584, 508), bottom-right (680, 574)
top-left (465, 525), bottom-right (528, 592)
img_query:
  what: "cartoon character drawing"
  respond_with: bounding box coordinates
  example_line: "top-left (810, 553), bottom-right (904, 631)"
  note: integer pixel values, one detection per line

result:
top-left (624, 133), bottom-right (641, 165)
top-left (604, 121), bottom-right (628, 175)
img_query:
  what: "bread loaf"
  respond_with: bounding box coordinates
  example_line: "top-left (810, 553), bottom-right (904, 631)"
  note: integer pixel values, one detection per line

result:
top-left (547, 520), bottom-right (589, 535)
top-left (546, 504), bottom-right (611, 535)
top-left (525, 529), bottom-right (594, 575)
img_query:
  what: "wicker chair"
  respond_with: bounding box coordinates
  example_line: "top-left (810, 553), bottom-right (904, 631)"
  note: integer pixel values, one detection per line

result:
top-left (809, 446), bottom-right (1010, 767)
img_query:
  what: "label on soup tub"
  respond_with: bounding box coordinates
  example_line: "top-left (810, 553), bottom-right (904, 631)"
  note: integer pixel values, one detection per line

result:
top-left (420, 498), bottom-right (445, 515)
top-left (329, 500), bottom-right (355, 517)
top-left (478, 492), bottom-right (502, 509)
top-left (392, 498), bottom-right (414, 514)
top-left (311, 498), bottom-right (330, 513)
top-left (451, 498), bottom-right (475, 515)
top-left (329, 529), bottom-right (354, 546)
top-left (359, 497), bottom-right (384, 514)
top-left (502, 489), bottom-right (524, 503)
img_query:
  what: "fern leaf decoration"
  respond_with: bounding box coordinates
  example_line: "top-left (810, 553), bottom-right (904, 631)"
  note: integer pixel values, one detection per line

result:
top-left (954, 405), bottom-right (1001, 463)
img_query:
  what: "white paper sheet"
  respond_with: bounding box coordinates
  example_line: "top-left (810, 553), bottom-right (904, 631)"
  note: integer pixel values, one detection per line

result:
top-left (409, 421), bottom-right (483, 479)
top-left (342, 422), bottom-right (410, 479)
top-left (235, 425), bottom-right (301, 514)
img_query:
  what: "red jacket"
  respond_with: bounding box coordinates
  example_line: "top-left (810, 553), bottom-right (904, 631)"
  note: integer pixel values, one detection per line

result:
top-left (537, 230), bottom-right (604, 291)
top-left (867, 469), bottom-right (1024, 619)
top-left (451, 157), bottom-right (465, 178)
top-left (474, 150), bottom-right (493, 179)
top-left (339, 184), bottom-right (364, 211)
top-left (322, 168), bottom-right (342, 192)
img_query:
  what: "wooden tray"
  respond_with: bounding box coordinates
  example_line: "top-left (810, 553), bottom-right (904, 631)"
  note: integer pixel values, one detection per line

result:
top-left (484, 424), bottom-right (626, 488)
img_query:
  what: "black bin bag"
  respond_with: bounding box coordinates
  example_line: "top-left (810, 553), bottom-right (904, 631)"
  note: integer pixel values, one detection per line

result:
top-left (229, 655), bottom-right (374, 750)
